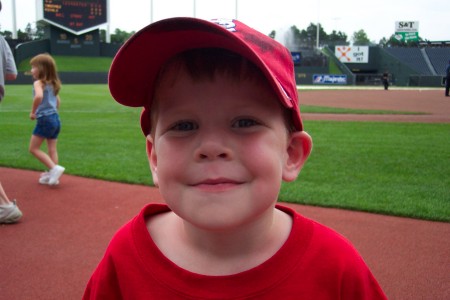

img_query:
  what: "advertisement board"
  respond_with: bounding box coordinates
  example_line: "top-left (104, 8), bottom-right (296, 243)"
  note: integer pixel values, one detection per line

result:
top-left (395, 32), bottom-right (419, 42)
top-left (313, 74), bottom-right (347, 84)
top-left (395, 21), bottom-right (419, 32)
top-left (335, 46), bottom-right (369, 63)
top-left (395, 21), bottom-right (419, 42)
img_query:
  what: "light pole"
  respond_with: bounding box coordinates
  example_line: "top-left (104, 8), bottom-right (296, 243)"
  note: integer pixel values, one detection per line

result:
top-left (106, 0), bottom-right (110, 42)
top-left (193, 0), bottom-right (196, 18)
top-left (12, 0), bottom-right (17, 39)
top-left (151, 0), bottom-right (154, 23)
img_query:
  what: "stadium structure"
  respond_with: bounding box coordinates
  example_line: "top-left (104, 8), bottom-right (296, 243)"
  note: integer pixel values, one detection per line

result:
top-left (12, 32), bottom-right (449, 88)
top-left (294, 43), bottom-right (450, 87)
top-left (7, 1), bottom-right (450, 87)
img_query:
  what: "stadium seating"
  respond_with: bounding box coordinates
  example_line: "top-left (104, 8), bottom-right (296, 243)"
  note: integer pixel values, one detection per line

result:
top-left (425, 48), bottom-right (450, 75)
top-left (385, 48), bottom-right (433, 75)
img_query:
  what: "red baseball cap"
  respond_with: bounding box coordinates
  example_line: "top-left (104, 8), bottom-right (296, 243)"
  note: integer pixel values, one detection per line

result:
top-left (108, 17), bottom-right (302, 135)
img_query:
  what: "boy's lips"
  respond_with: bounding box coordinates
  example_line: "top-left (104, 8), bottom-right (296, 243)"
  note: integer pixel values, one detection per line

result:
top-left (190, 178), bottom-right (244, 191)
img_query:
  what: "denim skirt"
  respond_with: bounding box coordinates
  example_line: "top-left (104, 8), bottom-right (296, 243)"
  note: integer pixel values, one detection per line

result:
top-left (33, 113), bottom-right (61, 139)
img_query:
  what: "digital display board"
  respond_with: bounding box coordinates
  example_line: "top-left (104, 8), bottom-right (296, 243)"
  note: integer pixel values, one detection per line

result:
top-left (43, 0), bottom-right (107, 34)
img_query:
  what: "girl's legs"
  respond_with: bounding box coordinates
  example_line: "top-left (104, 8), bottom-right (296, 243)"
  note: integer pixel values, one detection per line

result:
top-left (30, 115), bottom-right (64, 185)
top-left (29, 134), bottom-right (56, 170)
top-left (47, 138), bottom-right (59, 165)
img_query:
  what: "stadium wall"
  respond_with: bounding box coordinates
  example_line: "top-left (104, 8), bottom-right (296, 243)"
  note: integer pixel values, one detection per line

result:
top-left (9, 41), bottom-right (446, 87)
top-left (14, 72), bottom-right (108, 85)
top-left (294, 66), bottom-right (330, 85)
top-left (14, 40), bottom-right (51, 66)
top-left (11, 39), bottom-right (119, 85)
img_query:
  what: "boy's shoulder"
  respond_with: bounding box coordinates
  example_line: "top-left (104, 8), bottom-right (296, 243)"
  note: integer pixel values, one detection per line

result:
top-left (286, 205), bottom-right (364, 262)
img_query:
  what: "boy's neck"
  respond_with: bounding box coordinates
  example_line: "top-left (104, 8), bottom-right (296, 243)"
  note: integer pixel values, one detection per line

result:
top-left (148, 207), bottom-right (292, 275)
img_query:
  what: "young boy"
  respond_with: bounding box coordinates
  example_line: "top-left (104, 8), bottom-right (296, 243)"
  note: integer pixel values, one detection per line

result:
top-left (84, 18), bottom-right (387, 299)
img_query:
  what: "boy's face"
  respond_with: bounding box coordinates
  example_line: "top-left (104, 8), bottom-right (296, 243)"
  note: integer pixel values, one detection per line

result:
top-left (147, 69), bottom-right (310, 231)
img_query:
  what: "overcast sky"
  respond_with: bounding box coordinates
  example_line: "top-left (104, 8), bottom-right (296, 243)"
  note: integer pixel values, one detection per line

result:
top-left (1, 0), bottom-right (448, 43)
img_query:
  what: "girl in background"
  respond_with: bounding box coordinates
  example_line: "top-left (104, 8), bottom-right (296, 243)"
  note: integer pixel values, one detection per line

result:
top-left (29, 54), bottom-right (65, 185)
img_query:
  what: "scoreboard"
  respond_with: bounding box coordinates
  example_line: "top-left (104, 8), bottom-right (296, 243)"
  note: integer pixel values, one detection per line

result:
top-left (40, 0), bottom-right (107, 35)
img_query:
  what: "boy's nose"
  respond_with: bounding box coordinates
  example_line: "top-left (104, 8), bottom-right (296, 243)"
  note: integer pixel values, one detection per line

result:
top-left (194, 134), bottom-right (231, 161)
top-left (198, 151), bottom-right (228, 160)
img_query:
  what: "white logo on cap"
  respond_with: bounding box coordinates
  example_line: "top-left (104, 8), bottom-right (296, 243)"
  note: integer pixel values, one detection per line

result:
top-left (276, 78), bottom-right (292, 102)
top-left (210, 19), bottom-right (236, 32)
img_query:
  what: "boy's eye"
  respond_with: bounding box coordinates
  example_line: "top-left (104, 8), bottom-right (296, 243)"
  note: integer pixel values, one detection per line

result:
top-left (232, 118), bottom-right (259, 128)
top-left (170, 121), bottom-right (197, 131)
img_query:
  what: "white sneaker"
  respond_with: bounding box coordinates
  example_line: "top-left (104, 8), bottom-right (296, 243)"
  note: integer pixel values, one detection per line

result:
top-left (0, 200), bottom-right (23, 224)
top-left (48, 165), bottom-right (65, 185)
top-left (39, 172), bottom-right (59, 185)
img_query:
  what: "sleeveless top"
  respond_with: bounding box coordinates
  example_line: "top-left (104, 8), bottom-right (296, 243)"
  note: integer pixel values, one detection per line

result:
top-left (34, 84), bottom-right (58, 118)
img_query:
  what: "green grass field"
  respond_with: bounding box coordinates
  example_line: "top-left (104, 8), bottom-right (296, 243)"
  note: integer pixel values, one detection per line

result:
top-left (1, 85), bottom-right (449, 222)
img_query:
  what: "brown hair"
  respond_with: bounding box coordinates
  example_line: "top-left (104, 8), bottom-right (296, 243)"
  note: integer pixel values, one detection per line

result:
top-left (30, 53), bottom-right (62, 95)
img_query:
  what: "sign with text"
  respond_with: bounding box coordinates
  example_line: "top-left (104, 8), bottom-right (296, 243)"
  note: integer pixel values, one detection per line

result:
top-left (395, 21), bottom-right (419, 33)
top-left (38, 0), bottom-right (107, 35)
top-left (395, 21), bottom-right (419, 42)
top-left (49, 26), bottom-right (100, 56)
top-left (395, 32), bottom-right (419, 42)
top-left (335, 46), bottom-right (369, 63)
top-left (313, 74), bottom-right (347, 84)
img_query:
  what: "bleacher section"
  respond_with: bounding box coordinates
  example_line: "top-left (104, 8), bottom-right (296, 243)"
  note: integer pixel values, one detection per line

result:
top-left (425, 48), bottom-right (450, 75)
top-left (384, 48), bottom-right (433, 75)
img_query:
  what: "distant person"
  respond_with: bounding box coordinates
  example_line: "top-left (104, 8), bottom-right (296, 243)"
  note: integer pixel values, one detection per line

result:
top-left (83, 18), bottom-right (387, 299)
top-left (0, 0), bottom-right (22, 224)
top-left (445, 60), bottom-right (450, 97)
top-left (28, 54), bottom-right (65, 185)
top-left (382, 70), bottom-right (389, 90)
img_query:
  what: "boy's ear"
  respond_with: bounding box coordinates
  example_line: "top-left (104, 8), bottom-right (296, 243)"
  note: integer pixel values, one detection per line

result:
top-left (146, 135), bottom-right (159, 187)
top-left (282, 131), bottom-right (312, 182)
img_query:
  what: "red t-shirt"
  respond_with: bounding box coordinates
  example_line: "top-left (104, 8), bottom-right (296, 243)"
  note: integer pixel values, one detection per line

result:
top-left (84, 204), bottom-right (387, 299)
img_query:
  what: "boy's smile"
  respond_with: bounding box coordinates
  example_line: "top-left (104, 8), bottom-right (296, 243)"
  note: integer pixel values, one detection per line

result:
top-left (148, 69), bottom-right (296, 231)
top-left (190, 177), bottom-right (244, 193)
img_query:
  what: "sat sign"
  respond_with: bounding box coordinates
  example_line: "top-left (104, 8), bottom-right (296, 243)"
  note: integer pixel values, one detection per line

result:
top-left (37, 0), bottom-right (108, 35)
top-left (395, 21), bottom-right (419, 42)
top-left (395, 21), bottom-right (419, 32)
